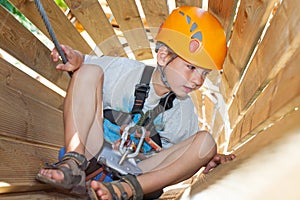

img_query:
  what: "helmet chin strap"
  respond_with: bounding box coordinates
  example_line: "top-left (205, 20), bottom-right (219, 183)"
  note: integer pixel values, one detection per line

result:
top-left (157, 54), bottom-right (177, 89)
top-left (157, 63), bottom-right (171, 88)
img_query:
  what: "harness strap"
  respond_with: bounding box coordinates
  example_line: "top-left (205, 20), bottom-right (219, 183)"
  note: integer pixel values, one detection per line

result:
top-left (103, 65), bottom-right (176, 150)
top-left (144, 92), bottom-right (176, 137)
top-left (131, 65), bottom-right (155, 114)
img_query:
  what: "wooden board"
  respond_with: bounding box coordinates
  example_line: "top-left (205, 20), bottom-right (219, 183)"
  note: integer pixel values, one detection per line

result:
top-left (140, 0), bottom-right (169, 38)
top-left (220, 0), bottom-right (280, 102)
top-left (0, 138), bottom-right (59, 194)
top-left (9, 0), bottom-right (92, 54)
top-left (0, 7), bottom-right (70, 90)
top-left (228, 45), bottom-right (300, 150)
top-left (0, 84), bottom-right (64, 147)
top-left (0, 191), bottom-right (81, 200)
top-left (208, 0), bottom-right (239, 42)
top-left (106, 0), bottom-right (153, 61)
top-left (64, 0), bottom-right (127, 57)
top-left (0, 58), bottom-right (64, 110)
top-left (228, 0), bottom-right (300, 127)
top-left (175, 0), bottom-right (202, 7)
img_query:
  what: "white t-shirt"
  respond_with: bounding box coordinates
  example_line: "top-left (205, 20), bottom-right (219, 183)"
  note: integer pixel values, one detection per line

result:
top-left (84, 55), bottom-right (200, 149)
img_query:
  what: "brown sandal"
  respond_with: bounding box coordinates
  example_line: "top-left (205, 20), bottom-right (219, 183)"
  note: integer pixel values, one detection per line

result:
top-left (36, 151), bottom-right (88, 196)
top-left (91, 174), bottom-right (143, 200)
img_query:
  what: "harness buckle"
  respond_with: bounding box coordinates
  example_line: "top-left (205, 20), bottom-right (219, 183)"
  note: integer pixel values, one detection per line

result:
top-left (134, 83), bottom-right (150, 98)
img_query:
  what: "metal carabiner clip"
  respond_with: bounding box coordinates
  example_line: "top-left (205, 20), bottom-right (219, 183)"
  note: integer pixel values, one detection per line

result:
top-left (118, 124), bottom-right (146, 165)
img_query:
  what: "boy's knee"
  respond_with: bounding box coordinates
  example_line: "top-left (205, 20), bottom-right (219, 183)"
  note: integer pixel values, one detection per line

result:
top-left (74, 64), bottom-right (103, 85)
top-left (194, 131), bottom-right (217, 160)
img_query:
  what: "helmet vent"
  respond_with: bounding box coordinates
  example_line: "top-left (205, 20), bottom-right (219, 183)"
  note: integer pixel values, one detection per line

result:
top-left (190, 22), bottom-right (198, 32)
top-left (191, 31), bottom-right (202, 41)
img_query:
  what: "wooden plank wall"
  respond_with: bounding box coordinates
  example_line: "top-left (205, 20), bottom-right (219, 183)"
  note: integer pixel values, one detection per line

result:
top-left (223, 0), bottom-right (300, 150)
top-left (0, 47), bottom-right (65, 193)
top-left (0, 2), bottom-right (67, 194)
top-left (0, 6), bottom-right (70, 90)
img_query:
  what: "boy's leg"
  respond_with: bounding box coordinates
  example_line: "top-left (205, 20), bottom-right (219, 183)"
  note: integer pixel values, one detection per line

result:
top-left (63, 64), bottom-right (104, 159)
top-left (38, 64), bottom-right (104, 180)
top-left (137, 130), bottom-right (217, 194)
top-left (92, 131), bottom-right (217, 198)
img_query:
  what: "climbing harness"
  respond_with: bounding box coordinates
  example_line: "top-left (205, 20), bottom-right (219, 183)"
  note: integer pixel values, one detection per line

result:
top-left (34, 0), bottom-right (72, 76)
top-left (97, 65), bottom-right (176, 176)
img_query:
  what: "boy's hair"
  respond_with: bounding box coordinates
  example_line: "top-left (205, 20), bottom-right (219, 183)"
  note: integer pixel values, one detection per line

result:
top-left (155, 42), bottom-right (176, 56)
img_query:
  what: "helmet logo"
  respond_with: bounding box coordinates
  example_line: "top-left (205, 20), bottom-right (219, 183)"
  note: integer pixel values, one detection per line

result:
top-left (189, 39), bottom-right (201, 53)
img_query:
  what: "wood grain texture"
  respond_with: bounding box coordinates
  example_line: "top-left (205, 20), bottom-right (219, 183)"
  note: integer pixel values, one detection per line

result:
top-left (140, 0), bottom-right (169, 38)
top-left (0, 191), bottom-right (81, 200)
top-left (228, 44), bottom-right (300, 150)
top-left (107, 0), bottom-right (153, 60)
top-left (220, 0), bottom-right (280, 102)
top-left (9, 0), bottom-right (91, 54)
top-left (0, 138), bottom-right (60, 194)
top-left (0, 84), bottom-right (64, 147)
top-left (0, 58), bottom-right (64, 110)
top-left (176, 0), bottom-right (202, 7)
top-left (208, 0), bottom-right (239, 42)
top-left (64, 0), bottom-right (127, 57)
top-left (0, 7), bottom-right (70, 90)
top-left (228, 0), bottom-right (300, 127)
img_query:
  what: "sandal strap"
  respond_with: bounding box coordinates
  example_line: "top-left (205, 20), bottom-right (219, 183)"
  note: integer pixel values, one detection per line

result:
top-left (58, 165), bottom-right (82, 185)
top-left (121, 174), bottom-right (143, 200)
top-left (103, 182), bottom-right (119, 200)
top-left (114, 182), bottom-right (129, 200)
top-left (62, 151), bottom-right (88, 170)
top-left (102, 181), bottom-right (129, 200)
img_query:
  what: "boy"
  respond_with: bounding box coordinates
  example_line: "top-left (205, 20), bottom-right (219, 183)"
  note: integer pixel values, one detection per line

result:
top-left (37, 6), bottom-right (235, 200)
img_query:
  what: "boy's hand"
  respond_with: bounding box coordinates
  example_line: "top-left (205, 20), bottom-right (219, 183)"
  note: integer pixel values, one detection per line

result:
top-left (51, 45), bottom-right (84, 72)
top-left (203, 153), bottom-right (236, 174)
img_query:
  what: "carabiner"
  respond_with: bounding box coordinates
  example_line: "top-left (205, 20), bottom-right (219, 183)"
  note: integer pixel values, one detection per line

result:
top-left (118, 124), bottom-right (146, 165)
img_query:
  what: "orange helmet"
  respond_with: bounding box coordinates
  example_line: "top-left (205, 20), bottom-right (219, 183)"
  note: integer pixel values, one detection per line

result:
top-left (155, 6), bottom-right (227, 70)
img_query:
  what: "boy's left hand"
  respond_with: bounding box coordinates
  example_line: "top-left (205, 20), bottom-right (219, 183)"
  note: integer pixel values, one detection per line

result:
top-left (203, 153), bottom-right (236, 174)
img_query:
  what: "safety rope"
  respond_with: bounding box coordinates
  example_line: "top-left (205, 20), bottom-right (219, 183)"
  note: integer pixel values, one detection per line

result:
top-left (34, 0), bottom-right (72, 76)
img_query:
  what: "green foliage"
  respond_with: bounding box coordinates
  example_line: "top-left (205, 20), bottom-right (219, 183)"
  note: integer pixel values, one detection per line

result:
top-left (54, 0), bottom-right (68, 10)
top-left (0, 0), bottom-right (25, 20)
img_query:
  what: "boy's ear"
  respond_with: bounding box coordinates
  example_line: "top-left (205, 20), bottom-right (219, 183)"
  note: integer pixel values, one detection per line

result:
top-left (156, 45), bottom-right (170, 66)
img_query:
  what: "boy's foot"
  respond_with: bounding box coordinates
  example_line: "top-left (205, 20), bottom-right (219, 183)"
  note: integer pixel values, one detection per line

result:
top-left (90, 174), bottom-right (143, 200)
top-left (36, 151), bottom-right (88, 195)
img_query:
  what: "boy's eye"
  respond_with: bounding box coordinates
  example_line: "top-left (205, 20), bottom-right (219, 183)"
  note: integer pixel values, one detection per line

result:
top-left (202, 70), bottom-right (210, 79)
top-left (202, 71), bottom-right (208, 77)
top-left (187, 65), bottom-right (196, 70)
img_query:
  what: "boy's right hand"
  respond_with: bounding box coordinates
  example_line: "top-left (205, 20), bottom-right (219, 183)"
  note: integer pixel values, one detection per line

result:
top-left (51, 45), bottom-right (84, 72)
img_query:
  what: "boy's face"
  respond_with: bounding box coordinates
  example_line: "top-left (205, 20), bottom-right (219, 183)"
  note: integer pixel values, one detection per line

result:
top-left (165, 57), bottom-right (210, 97)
